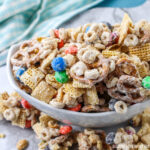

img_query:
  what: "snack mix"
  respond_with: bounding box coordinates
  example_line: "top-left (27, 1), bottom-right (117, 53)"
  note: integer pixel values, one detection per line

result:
top-left (10, 14), bottom-right (150, 114)
top-left (1, 91), bottom-right (150, 150)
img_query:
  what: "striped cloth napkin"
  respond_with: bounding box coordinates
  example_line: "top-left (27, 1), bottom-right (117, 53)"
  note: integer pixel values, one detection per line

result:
top-left (0, 0), bottom-right (104, 66)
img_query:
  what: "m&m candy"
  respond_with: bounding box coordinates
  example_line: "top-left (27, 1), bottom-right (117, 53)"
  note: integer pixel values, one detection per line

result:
top-left (67, 104), bottom-right (81, 112)
top-left (55, 71), bottom-right (68, 83)
top-left (59, 126), bottom-right (72, 135)
top-left (142, 76), bottom-right (150, 89)
top-left (21, 98), bottom-right (32, 109)
top-left (52, 57), bottom-right (66, 72)
top-left (54, 29), bottom-right (59, 38)
top-left (65, 46), bottom-right (78, 55)
top-left (85, 26), bottom-right (90, 33)
top-left (25, 120), bottom-right (32, 128)
top-left (16, 67), bottom-right (26, 81)
top-left (58, 40), bottom-right (64, 49)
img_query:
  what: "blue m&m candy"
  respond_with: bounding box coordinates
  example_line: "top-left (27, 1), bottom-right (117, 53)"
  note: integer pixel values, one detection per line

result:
top-left (52, 57), bottom-right (66, 72)
top-left (85, 26), bottom-right (90, 33)
top-left (16, 67), bottom-right (26, 81)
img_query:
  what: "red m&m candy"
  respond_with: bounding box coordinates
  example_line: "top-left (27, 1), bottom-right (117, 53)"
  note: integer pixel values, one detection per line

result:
top-left (59, 126), bottom-right (72, 134)
top-left (58, 40), bottom-right (64, 49)
top-left (54, 29), bottom-right (59, 38)
top-left (25, 120), bottom-right (32, 128)
top-left (21, 98), bottom-right (32, 109)
top-left (65, 46), bottom-right (78, 55)
top-left (67, 104), bottom-right (81, 112)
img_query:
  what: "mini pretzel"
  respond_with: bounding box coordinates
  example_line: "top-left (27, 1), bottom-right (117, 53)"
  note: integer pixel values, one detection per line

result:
top-left (116, 58), bottom-right (139, 77)
top-left (108, 87), bottom-right (145, 103)
top-left (11, 40), bottom-right (43, 67)
top-left (117, 75), bottom-right (141, 93)
top-left (70, 55), bottom-right (110, 86)
top-left (108, 75), bottom-right (145, 104)
top-left (81, 105), bottom-right (110, 112)
top-left (50, 134), bottom-right (69, 145)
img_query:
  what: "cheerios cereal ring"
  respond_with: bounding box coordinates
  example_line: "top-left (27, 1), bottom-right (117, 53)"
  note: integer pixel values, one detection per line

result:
top-left (114, 101), bottom-right (127, 114)
top-left (3, 109), bottom-right (16, 121)
top-left (117, 75), bottom-right (141, 93)
top-left (88, 55), bottom-right (110, 79)
top-left (116, 58), bottom-right (139, 77)
top-left (70, 56), bottom-right (109, 86)
top-left (84, 31), bottom-right (97, 42)
top-left (39, 128), bottom-right (50, 141)
top-left (124, 34), bottom-right (138, 47)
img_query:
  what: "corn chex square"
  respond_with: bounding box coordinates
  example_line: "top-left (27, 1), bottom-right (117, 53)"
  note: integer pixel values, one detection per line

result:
top-left (32, 123), bottom-right (43, 137)
top-left (31, 81), bottom-right (57, 103)
top-left (63, 82), bottom-right (85, 99)
top-left (45, 74), bottom-right (62, 89)
top-left (20, 67), bottom-right (45, 90)
top-left (129, 43), bottom-right (150, 61)
top-left (12, 109), bottom-right (26, 128)
top-left (39, 113), bottom-right (56, 127)
top-left (83, 86), bottom-right (99, 105)
top-left (118, 13), bottom-right (133, 44)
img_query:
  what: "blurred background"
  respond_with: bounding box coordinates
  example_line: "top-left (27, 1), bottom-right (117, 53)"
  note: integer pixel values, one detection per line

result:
top-left (0, 0), bottom-right (149, 149)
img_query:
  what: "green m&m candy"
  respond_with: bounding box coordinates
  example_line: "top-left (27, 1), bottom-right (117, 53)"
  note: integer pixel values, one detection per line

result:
top-left (55, 71), bottom-right (68, 83)
top-left (142, 76), bottom-right (150, 89)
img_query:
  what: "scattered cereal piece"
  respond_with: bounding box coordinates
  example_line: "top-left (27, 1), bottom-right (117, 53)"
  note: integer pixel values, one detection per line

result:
top-left (32, 123), bottom-right (43, 137)
top-left (39, 113), bottom-right (56, 127)
top-left (0, 133), bottom-right (5, 138)
top-left (0, 92), bottom-right (9, 100)
top-left (12, 109), bottom-right (26, 128)
top-left (16, 139), bottom-right (28, 150)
